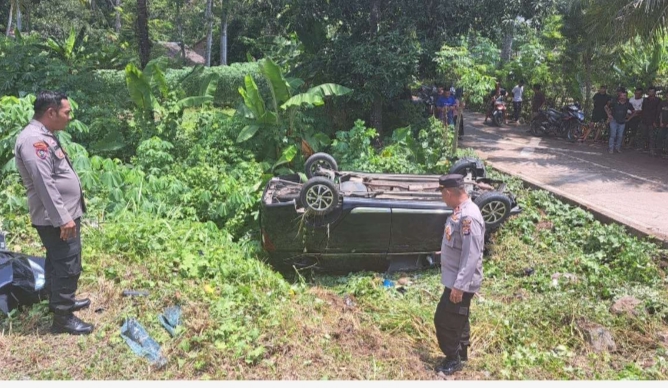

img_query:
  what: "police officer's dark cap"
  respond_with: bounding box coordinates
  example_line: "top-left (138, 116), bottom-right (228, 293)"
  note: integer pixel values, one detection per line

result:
top-left (438, 174), bottom-right (464, 190)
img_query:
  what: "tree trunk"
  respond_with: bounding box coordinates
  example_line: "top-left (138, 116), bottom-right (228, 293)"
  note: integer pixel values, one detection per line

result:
top-left (16, 7), bottom-right (21, 32)
top-left (176, 0), bottom-right (185, 65)
top-left (369, 0), bottom-right (383, 134)
top-left (205, 0), bottom-right (213, 66)
top-left (220, 11), bottom-right (228, 65)
top-left (136, 0), bottom-right (151, 69)
top-left (369, 0), bottom-right (381, 34)
top-left (500, 23), bottom-right (515, 63)
top-left (115, 0), bottom-right (122, 34)
top-left (6, 2), bottom-right (13, 36)
top-left (583, 49), bottom-right (592, 115)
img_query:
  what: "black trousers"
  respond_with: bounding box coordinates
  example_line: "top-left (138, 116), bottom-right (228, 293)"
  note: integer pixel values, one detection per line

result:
top-left (454, 115), bottom-right (464, 136)
top-left (513, 101), bottom-right (522, 121)
top-left (34, 218), bottom-right (82, 314)
top-left (434, 287), bottom-right (474, 358)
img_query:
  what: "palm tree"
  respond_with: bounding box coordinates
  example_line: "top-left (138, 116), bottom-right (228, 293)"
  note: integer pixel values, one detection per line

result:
top-left (581, 0), bottom-right (668, 43)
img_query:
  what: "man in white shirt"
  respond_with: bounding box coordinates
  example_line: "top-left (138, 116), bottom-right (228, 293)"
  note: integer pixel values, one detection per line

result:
top-left (511, 80), bottom-right (525, 122)
top-left (627, 87), bottom-right (644, 147)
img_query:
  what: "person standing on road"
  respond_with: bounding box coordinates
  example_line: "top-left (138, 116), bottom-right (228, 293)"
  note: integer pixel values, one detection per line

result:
top-left (626, 87), bottom-right (644, 148)
top-left (511, 80), bottom-right (525, 123)
top-left (605, 91), bottom-right (634, 154)
top-left (582, 85), bottom-right (612, 143)
top-left (14, 91), bottom-right (93, 335)
top-left (636, 86), bottom-right (662, 156)
top-left (434, 174), bottom-right (485, 376)
top-left (658, 92), bottom-right (668, 158)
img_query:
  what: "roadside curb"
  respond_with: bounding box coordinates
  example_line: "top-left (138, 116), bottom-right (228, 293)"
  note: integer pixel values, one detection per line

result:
top-left (487, 162), bottom-right (668, 250)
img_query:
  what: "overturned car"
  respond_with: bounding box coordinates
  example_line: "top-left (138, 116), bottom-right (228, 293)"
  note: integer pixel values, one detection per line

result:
top-left (259, 153), bottom-right (521, 273)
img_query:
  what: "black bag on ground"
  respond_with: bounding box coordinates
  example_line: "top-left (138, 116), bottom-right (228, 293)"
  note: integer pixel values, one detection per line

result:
top-left (0, 251), bottom-right (49, 315)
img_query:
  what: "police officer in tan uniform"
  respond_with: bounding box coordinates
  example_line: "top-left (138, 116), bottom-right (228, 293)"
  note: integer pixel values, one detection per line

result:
top-left (14, 91), bottom-right (93, 335)
top-left (434, 174), bottom-right (485, 375)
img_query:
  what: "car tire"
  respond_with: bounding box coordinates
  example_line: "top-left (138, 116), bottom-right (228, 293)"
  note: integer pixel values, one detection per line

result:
top-left (449, 157), bottom-right (487, 179)
top-left (305, 152), bottom-right (338, 179)
top-left (474, 191), bottom-right (512, 231)
top-left (300, 177), bottom-right (340, 216)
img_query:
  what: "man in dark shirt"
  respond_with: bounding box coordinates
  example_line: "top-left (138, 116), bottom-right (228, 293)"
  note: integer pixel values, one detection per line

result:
top-left (592, 86), bottom-right (612, 123)
top-left (605, 92), bottom-right (634, 154)
top-left (658, 92), bottom-right (668, 157)
top-left (531, 84), bottom-right (546, 118)
top-left (637, 86), bottom-right (662, 155)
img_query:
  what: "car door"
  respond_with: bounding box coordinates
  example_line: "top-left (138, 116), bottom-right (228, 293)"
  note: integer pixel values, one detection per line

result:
top-left (313, 198), bottom-right (392, 254)
top-left (389, 201), bottom-right (452, 253)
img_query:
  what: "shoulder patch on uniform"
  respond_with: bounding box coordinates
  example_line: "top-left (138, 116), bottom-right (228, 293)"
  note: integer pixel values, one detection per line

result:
top-left (33, 141), bottom-right (48, 150)
top-left (33, 141), bottom-right (49, 160)
top-left (462, 217), bottom-right (472, 236)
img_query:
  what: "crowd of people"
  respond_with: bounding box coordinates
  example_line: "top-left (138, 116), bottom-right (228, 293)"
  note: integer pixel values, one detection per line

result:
top-left (583, 85), bottom-right (668, 157)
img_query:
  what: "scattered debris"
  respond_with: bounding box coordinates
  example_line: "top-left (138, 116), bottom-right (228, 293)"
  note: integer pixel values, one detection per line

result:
top-left (158, 305), bottom-right (182, 337)
top-left (94, 307), bottom-right (105, 314)
top-left (523, 267), bottom-right (535, 276)
top-left (577, 321), bottom-right (617, 353)
top-left (383, 279), bottom-right (395, 288)
top-left (397, 277), bottom-right (411, 286)
top-left (343, 294), bottom-right (356, 309)
top-left (610, 296), bottom-right (642, 317)
top-left (551, 273), bottom-right (578, 286)
top-left (122, 290), bottom-right (149, 297)
top-left (120, 318), bottom-right (167, 368)
top-left (396, 286), bottom-right (407, 295)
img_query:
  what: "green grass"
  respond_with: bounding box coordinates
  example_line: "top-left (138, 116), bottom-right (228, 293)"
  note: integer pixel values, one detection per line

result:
top-left (1, 171), bottom-right (667, 380)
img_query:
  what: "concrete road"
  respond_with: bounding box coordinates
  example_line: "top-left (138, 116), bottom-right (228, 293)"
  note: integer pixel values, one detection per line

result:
top-left (459, 111), bottom-right (668, 246)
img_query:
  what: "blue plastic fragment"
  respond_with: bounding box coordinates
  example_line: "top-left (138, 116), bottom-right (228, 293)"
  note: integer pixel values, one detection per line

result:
top-left (120, 318), bottom-right (167, 368)
top-left (158, 305), bottom-right (182, 337)
top-left (383, 279), bottom-right (395, 288)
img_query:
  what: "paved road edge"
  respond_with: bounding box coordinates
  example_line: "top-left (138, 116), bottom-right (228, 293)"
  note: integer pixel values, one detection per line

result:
top-left (486, 161), bottom-right (668, 250)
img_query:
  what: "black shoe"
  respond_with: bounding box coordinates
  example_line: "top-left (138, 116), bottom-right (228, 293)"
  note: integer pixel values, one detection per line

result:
top-left (459, 346), bottom-right (468, 362)
top-left (51, 313), bottom-right (94, 335)
top-left (71, 298), bottom-right (91, 312)
top-left (436, 356), bottom-right (463, 375)
top-left (48, 298), bottom-right (91, 313)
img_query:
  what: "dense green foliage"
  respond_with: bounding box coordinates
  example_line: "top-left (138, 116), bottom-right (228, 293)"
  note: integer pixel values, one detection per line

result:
top-left (2, 0), bottom-right (668, 380)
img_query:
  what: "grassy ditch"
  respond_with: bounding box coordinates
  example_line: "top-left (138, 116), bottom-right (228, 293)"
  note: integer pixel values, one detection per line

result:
top-left (1, 170), bottom-right (667, 380)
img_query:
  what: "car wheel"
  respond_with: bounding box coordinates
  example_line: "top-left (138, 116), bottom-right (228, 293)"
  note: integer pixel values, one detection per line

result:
top-left (474, 191), bottom-right (512, 230)
top-left (305, 152), bottom-right (338, 179)
top-left (300, 177), bottom-right (340, 216)
top-left (449, 157), bottom-right (487, 179)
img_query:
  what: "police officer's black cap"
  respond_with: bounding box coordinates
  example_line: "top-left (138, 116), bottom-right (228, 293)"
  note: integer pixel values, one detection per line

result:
top-left (438, 174), bottom-right (464, 190)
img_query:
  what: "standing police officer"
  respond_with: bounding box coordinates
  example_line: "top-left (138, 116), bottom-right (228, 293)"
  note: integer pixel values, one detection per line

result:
top-left (434, 174), bottom-right (485, 375)
top-left (14, 91), bottom-right (93, 335)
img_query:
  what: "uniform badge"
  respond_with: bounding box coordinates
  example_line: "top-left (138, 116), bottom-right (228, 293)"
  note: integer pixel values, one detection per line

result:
top-left (33, 141), bottom-right (49, 160)
top-left (450, 213), bottom-right (460, 222)
top-left (55, 149), bottom-right (65, 159)
top-left (462, 218), bottom-right (472, 236)
top-left (445, 224), bottom-right (452, 241)
top-left (46, 138), bottom-right (57, 147)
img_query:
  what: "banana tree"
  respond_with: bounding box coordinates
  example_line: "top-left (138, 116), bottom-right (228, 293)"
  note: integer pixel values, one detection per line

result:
top-left (236, 58), bottom-right (352, 167)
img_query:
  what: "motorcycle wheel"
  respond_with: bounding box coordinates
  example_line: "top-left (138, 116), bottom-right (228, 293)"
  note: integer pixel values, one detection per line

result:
top-left (567, 122), bottom-right (584, 143)
top-left (493, 112), bottom-right (503, 127)
top-left (530, 120), bottom-right (543, 136)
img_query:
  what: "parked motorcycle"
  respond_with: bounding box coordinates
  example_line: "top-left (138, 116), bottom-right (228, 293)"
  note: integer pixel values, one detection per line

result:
top-left (530, 103), bottom-right (585, 142)
top-left (491, 96), bottom-right (506, 126)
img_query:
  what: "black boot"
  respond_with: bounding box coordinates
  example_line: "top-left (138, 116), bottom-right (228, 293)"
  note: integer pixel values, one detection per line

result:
top-left (51, 313), bottom-right (94, 335)
top-left (459, 345), bottom-right (468, 362)
top-left (436, 355), bottom-right (463, 375)
top-left (49, 298), bottom-right (91, 313)
top-left (70, 298), bottom-right (91, 312)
